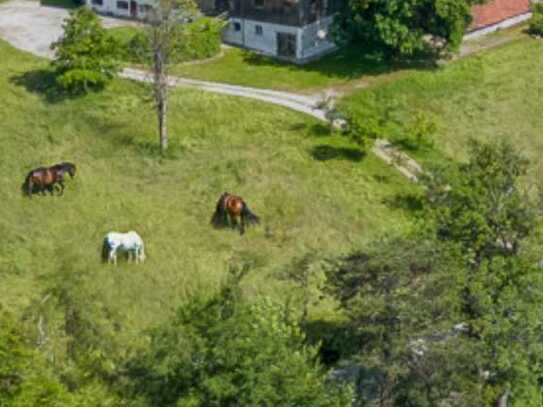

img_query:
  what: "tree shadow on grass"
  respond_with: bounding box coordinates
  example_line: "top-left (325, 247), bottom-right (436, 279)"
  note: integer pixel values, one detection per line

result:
top-left (384, 192), bottom-right (424, 213)
top-left (304, 319), bottom-right (359, 366)
top-left (310, 145), bottom-right (365, 162)
top-left (10, 69), bottom-right (86, 104)
top-left (289, 123), bottom-right (332, 138)
top-left (241, 44), bottom-right (438, 82)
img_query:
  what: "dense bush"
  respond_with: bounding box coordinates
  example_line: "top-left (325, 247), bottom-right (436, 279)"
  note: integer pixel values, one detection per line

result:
top-left (121, 17), bottom-right (224, 64)
top-left (529, 3), bottom-right (543, 37)
top-left (124, 270), bottom-right (352, 406)
top-left (177, 17), bottom-right (225, 62)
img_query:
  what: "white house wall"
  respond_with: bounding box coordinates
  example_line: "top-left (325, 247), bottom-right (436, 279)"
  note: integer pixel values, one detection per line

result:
top-left (223, 16), bottom-right (337, 63)
top-left (223, 18), bottom-right (245, 45)
top-left (224, 19), bottom-right (299, 58)
top-left (87, 0), bottom-right (153, 19)
top-left (299, 16), bottom-right (336, 62)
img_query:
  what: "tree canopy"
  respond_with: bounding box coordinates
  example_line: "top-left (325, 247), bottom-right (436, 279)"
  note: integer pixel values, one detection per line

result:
top-left (325, 140), bottom-right (543, 405)
top-left (126, 270), bottom-right (352, 406)
top-left (334, 0), bottom-right (488, 57)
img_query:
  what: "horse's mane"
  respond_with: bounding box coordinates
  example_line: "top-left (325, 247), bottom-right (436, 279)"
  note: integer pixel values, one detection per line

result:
top-left (55, 162), bottom-right (76, 170)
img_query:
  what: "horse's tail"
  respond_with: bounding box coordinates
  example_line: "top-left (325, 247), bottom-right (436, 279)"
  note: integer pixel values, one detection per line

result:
top-left (211, 194), bottom-right (229, 229)
top-left (101, 237), bottom-right (110, 263)
top-left (22, 172), bottom-right (33, 197)
top-left (241, 202), bottom-right (260, 227)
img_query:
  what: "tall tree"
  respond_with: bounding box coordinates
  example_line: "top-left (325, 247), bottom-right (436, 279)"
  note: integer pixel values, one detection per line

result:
top-left (141, 0), bottom-right (197, 153)
top-left (326, 237), bottom-right (478, 406)
top-left (422, 139), bottom-right (543, 406)
top-left (325, 140), bottom-right (543, 405)
top-left (334, 0), bottom-right (487, 57)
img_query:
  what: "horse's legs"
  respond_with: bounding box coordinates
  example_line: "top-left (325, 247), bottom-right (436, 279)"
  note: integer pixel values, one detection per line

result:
top-left (240, 215), bottom-right (246, 235)
top-left (27, 179), bottom-right (33, 198)
top-left (109, 249), bottom-right (117, 265)
top-left (58, 181), bottom-right (65, 196)
top-left (47, 185), bottom-right (55, 196)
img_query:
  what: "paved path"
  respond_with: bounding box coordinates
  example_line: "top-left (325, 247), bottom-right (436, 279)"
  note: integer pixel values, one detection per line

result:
top-left (0, 0), bottom-right (135, 58)
top-left (120, 68), bottom-right (327, 121)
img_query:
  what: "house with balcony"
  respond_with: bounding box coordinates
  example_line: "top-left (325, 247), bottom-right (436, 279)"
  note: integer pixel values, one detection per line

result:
top-left (218, 0), bottom-right (342, 63)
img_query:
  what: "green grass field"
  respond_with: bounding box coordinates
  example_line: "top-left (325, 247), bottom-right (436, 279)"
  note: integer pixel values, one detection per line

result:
top-left (0, 40), bottom-right (414, 338)
top-left (170, 45), bottom-right (401, 93)
top-left (342, 36), bottom-right (543, 178)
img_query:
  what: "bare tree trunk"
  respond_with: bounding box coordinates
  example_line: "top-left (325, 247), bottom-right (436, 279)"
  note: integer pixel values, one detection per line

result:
top-left (153, 44), bottom-right (168, 154)
top-left (496, 390), bottom-right (509, 407)
top-left (158, 84), bottom-right (168, 153)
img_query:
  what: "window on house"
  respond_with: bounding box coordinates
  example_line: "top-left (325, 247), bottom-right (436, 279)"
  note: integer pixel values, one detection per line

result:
top-left (254, 0), bottom-right (264, 8)
top-left (117, 0), bottom-right (129, 9)
top-left (309, 0), bottom-right (323, 18)
top-left (255, 25), bottom-right (263, 36)
top-left (233, 22), bottom-right (241, 31)
top-left (91, 0), bottom-right (103, 5)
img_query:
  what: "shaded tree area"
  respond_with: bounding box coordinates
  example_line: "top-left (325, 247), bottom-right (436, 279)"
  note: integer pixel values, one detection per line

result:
top-left (324, 140), bottom-right (543, 406)
top-left (333, 0), bottom-right (488, 58)
top-left (123, 268), bottom-right (352, 406)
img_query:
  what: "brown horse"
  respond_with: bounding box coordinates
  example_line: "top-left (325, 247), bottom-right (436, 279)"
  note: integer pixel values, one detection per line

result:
top-left (23, 162), bottom-right (76, 198)
top-left (211, 192), bottom-right (260, 235)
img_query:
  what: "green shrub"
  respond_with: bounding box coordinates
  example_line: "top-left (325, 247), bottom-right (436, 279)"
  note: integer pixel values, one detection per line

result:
top-left (176, 17), bottom-right (225, 62)
top-left (400, 111), bottom-right (437, 150)
top-left (120, 17), bottom-right (225, 64)
top-left (51, 8), bottom-right (119, 93)
top-left (529, 3), bottom-right (543, 37)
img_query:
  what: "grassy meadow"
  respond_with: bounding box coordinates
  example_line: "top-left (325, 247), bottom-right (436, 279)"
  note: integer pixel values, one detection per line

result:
top-left (0, 39), bottom-right (414, 342)
top-left (342, 35), bottom-right (543, 180)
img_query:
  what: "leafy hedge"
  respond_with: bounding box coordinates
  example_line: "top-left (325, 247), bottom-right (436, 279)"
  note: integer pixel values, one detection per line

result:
top-left (116, 17), bottom-right (225, 64)
top-left (178, 17), bottom-right (225, 62)
top-left (529, 3), bottom-right (543, 37)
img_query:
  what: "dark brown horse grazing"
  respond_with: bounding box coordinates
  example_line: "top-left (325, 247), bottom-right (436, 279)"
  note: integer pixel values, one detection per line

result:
top-left (23, 162), bottom-right (76, 198)
top-left (211, 192), bottom-right (260, 235)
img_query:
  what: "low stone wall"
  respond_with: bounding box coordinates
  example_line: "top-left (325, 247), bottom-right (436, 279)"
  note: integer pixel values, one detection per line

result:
top-left (464, 12), bottom-right (532, 40)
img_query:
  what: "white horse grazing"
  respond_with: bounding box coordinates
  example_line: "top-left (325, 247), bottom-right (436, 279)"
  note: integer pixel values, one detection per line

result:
top-left (103, 231), bottom-right (146, 265)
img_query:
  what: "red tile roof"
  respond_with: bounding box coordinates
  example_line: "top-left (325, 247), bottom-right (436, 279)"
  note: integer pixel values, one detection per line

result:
top-left (470, 0), bottom-right (532, 30)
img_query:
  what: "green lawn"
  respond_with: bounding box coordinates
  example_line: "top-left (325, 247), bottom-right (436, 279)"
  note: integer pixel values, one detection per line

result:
top-left (170, 45), bottom-right (402, 93)
top-left (167, 26), bottom-right (526, 93)
top-left (0, 39), bottom-right (414, 339)
top-left (341, 35), bottom-right (543, 180)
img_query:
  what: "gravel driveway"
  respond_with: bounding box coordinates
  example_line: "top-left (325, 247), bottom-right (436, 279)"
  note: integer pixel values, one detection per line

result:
top-left (0, 0), bottom-right (135, 58)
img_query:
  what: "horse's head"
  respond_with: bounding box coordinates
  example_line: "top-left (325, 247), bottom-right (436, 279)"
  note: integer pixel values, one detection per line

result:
top-left (63, 162), bottom-right (76, 178)
top-left (64, 163), bottom-right (76, 178)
